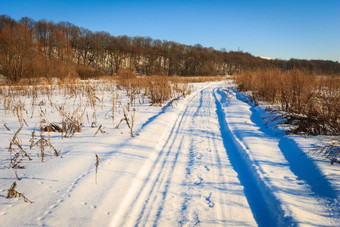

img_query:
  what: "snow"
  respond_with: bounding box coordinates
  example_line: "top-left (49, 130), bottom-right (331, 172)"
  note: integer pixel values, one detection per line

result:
top-left (0, 80), bottom-right (339, 226)
top-left (259, 56), bottom-right (272, 60)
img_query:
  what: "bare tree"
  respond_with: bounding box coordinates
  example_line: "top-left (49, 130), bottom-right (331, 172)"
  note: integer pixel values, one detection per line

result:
top-left (0, 23), bottom-right (36, 82)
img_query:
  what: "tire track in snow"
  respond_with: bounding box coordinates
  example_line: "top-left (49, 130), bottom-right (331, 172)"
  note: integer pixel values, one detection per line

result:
top-left (111, 83), bottom-right (258, 226)
top-left (213, 88), bottom-right (296, 227)
top-left (110, 86), bottom-right (204, 226)
top-left (207, 91), bottom-right (230, 224)
top-left (178, 138), bottom-right (204, 226)
top-left (137, 86), bottom-right (223, 225)
top-left (178, 89), bottom-right (209, 225)
top-left (178, 88), bottom-right (228, 225)
top-left (163, 86), bottom-right (255, 226)
top-left (135, 106), bottom-right (191, 225)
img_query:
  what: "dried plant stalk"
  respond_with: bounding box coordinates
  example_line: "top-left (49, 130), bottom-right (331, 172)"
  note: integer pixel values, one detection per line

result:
top-left (9, 125), bottom-right (23, 152)
top-left (95, 154), bottom-right (100, 184)
top-left (6, 181), bottom-right (33, 203)
top-left (112, 93), bottom-right (115, 129)
top-left (14, 170), bottom-right (21, 180)
top-left (93, 125), bottom-right (106, 137)
top-left (13, 137), bottom-right (32, 160)
top-left (29, 129), bottom-right (36, 149)
top-left (122, 106), bottom-right (135, 137)
top-left (39, 112), bottom-right (45, 163)
top-left (4, 123), bottom-right (10, 131)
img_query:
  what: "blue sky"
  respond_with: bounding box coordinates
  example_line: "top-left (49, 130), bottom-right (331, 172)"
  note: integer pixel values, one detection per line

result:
top-left (1, 0), bottom-right (339, 61)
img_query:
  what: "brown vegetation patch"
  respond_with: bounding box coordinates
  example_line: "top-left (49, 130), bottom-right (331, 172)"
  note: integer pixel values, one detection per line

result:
top-left (235, 68), bottom-right (340, 135)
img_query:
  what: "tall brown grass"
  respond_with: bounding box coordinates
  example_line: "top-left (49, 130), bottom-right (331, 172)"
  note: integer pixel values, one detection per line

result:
top-left (235, 68), bottom-right (340, 135)
top-left (115, 75), bottom-right (196, 106)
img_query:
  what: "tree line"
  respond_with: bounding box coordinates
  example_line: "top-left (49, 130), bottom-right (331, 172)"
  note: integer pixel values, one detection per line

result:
top-left (1, 14), bottom-right (339, 82)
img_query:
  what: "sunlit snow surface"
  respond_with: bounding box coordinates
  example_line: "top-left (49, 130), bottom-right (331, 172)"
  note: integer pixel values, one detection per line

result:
top-left (0, 81), bottom-right (339, 226)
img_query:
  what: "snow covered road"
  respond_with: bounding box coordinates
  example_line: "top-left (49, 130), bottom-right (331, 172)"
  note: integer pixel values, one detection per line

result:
top-left (111, 84), bottom-right (339, 226)
top-left (1, 82), bottom-right (339, 226)
top-left (111, 85), bottom-right (256, 226)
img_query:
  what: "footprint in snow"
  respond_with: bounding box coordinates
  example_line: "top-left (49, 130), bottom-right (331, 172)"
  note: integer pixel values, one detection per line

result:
top-left (190, 211), bottom-right (200, 226)
top-left (205, 193), bottom-right (215, 208)
top-left (194, 177), bottom-right (203, 185)
top-left (195, 153), bottom-right (203, 160)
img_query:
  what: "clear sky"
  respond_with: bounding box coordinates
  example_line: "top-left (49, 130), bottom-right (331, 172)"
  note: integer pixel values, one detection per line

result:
top-left (1, 0), bottom-right (339, 61)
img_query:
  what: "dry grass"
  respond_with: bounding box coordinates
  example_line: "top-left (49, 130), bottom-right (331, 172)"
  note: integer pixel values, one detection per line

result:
top-left (122, 106), bottom-right (135, 137)
top-left (8, 125), bottom-right (32, 169)
top-left (14, 170), bottom-right (21, 180)
top-left (1, 75), bottom-right (224, 204)
top-left (6, 181), bottom-right (33, 203)
top-left (235, 68), bottom-right (340, 135)
top-left (235, 69), bottom-right (340, 164)
top-left (115, 75), bottom-right (195, 106)
top-left (0, 74), bottom-right (221, 179)
top-left (95, 154), bottom-right (100, 184)
top-left (309, 139), bottom-right (340, 165)
top-left (0, 75), bottom-right (209, 141)
top-left (93, 125), bottom-right (106, 137)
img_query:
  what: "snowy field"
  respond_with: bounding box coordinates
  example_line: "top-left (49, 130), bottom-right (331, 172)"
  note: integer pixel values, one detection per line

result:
top-left (0, 80), bottom-right (339, 226)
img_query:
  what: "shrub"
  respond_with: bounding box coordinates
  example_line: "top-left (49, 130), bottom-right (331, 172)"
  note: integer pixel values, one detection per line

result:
top-left (235, 68), bottom-right (340, 135)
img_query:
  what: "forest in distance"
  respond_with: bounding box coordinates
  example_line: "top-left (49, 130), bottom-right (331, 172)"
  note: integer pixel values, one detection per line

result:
top-left (1, 14), bottom-right (340, 83)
